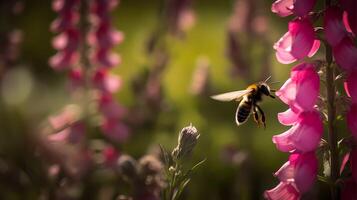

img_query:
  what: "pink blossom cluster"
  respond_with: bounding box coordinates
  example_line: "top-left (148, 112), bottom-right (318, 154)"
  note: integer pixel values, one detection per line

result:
top-left (48, 0), bottom-right (128, 145)
top-left (265, 1), bottom-right (323, 199)
top-left (324, 0), bottom-right (357, 197)
top-left (50, 0), bottom-right (80, 70)
top-left (90, 0), bottom-right (129, 143)
top-left (265, 63), bottom-right (322, 200)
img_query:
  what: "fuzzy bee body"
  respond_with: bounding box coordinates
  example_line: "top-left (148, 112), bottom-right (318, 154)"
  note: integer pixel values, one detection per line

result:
top-left (211, 81), bottom-right (275, 127)
top-left (236, 97), bottom-right (252, 124)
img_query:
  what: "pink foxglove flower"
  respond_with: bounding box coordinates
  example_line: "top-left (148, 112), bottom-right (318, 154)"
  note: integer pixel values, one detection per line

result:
top-left (333, 36), bottom-right (357, 71)
top-left (276, 63), bottom-right (319, 113)
top-left (272, 0), bottom-right (317, 17)
top-left (324, 6), bottom-right (349, 47)
top-left (274, 19), bottom-right (320, 64)
top-left (274, 152), bottom-right (318, 193)
top-left (264, 182), bottom-right (300, 200)
top-left (273, 110), bottom-right (323, 153)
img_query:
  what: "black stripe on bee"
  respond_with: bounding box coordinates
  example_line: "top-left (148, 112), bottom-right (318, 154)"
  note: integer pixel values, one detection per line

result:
top-left (236, 101), bottom-right (252, 124)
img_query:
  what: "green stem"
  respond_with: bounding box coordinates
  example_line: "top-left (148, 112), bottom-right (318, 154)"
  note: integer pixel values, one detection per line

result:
top-left (324, 31), bottom-right (339, 200)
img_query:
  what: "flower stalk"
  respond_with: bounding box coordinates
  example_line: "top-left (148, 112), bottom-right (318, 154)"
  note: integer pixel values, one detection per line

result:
top-left (325, 42), bottom-right (339, 199)
top-left (324, 1), bottom-right (339, 199)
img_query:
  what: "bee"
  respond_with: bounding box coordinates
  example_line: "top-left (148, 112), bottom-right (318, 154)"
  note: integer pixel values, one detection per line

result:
top-left (211, 77), bottom-right (276, 128)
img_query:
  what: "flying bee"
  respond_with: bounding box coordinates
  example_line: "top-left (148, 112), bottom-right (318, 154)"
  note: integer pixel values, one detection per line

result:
top-left (211, 77), bottom-right (276, 128)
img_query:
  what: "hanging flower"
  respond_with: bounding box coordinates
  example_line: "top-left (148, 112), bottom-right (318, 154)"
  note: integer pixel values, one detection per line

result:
top-left (273, 110), bottom-right (323, 153)
top-left (274, 19), bottom-right (320, 64)
top-left (333, 36), bottom-right (357, 71)
top-left (324, 6), bottom-right (349, 47)
top-left (276, 63), bottom-right (319, 113)
top-left (274, 152), bottom-right (318, 193)
top-left (272, 0), bottom-right (317, 17)
top-left (264, 182), bottom-right (300, 200)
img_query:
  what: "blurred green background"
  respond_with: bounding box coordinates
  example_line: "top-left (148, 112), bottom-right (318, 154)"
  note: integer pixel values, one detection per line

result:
top-left (0, 0), bottom-right (332, 199)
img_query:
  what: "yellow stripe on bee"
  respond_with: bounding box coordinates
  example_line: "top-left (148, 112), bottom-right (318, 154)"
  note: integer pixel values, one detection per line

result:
top-left (246, 84), bottom-right (258, 91)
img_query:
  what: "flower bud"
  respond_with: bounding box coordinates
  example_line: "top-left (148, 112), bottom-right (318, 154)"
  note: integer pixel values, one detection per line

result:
top-left (172, 124), bottom-right (200, 160)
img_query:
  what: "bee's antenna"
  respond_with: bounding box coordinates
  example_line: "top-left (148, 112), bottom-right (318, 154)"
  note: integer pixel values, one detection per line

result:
top-left (270, 81), bottom-right (281, 85)
top-left (264, 76), bottom-right (272, 83)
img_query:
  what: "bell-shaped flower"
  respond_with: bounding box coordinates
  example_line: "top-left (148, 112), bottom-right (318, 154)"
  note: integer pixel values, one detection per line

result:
top-left (264, 182), bottom-right (300, 200)
top-left (333, 36), bottom-right (357, 71)
top-left (274, 19), bottom-right (320, 64)
top-left (275, 152), bottom-right (318, 193)
top-left (273, 110), bottom-right (323, 153)
top-left (324, 6), bottom-right (349, 46)
top-left (276, 63), bottom-right (319, 113)
top-left (344, 71), bottom-right (357, 102)
top-left (347, 104), bottom-right (357, 141)
top-left (272, 0), bottom-right (317, 17)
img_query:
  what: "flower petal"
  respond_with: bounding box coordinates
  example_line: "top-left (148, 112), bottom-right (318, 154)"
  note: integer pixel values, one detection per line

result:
top-left (272, 0), bottom-right (294, 17)
top-left (333, 36), bottom-right (357, 71)
top-left (294, 152), bottom-right (318, 193)
top-left (293, 0), bottom-right (317, 17)
top-left (278, 109), bottom-right (300, 126)
top-left (324, 7), bottom-right (348, 46)
top-left (273, 111), bottom-right (323, 153)
top-left (264, 182), bottom-right (300, 200)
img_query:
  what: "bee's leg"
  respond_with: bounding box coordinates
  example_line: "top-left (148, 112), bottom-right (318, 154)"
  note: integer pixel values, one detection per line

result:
top-left (256, 105), bottom-right (266, 128)
top-left (252, 107), bottom-right (260, 127)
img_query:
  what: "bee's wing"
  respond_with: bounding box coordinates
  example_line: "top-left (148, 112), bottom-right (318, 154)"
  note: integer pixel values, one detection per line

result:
top-left (210, 89), bottom-right (252, 102)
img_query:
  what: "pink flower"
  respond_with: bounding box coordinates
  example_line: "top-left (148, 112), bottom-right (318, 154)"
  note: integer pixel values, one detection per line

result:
top-left (274, 19), bottom-right (320, 64)
top-left (333, 36), bottom-right (357, 71)
top-left (98, 94), bottom-right (126, 120)
top-left (103, 145), bottom-right (120, 167)
top-left (52, 28), bottom-right (80, 51)
top-left (344, 71), bottom-right (357, 102)
top-left (89, 21), bottom-right (124, 49)
top-left (101, 119), bottom-right (129, 143)
top-left (264, 182), bottom-right (300, 200)
top-left (272, 0), bottom-right (316, 17)
top-left (275, 152), bottom-right (318, 193)
top-left (324, 6), bottom-right (349, 46)
top-left (48, 122), bottom-right (85, 144)
top-left (347, 104), bottom-right (357, 140)
top-left (94, 47), bottom-right (121, 68)
top-left (276, 63), bottom-right (319, 112)
top-left (68, 68), bottom-right (83, 90)
top-left (273, 110), bottom-right (323, 153)
top-left (49, 50), bottom-right (78, 70)
top-left (92, 69), bottom-right (122, 93)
